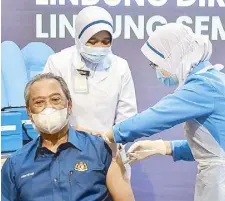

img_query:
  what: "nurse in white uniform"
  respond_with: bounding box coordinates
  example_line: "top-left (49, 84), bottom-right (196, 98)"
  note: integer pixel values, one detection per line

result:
top-left (43, 6), bottom-right (137, 177)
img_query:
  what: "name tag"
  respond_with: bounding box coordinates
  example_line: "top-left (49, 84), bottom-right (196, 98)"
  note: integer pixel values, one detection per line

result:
top-left (74, 69), bottom-right (89, 93)
top-left (21, 172), bottom-right (34, 179)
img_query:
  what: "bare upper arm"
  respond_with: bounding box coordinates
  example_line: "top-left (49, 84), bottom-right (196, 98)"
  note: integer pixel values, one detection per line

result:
top-left (106, 155), bottom-right (135, 201)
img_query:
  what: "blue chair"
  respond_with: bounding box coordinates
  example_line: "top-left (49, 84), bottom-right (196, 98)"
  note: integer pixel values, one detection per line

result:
top-left (1, 74), bottom-right (9, 109)
top-left (1, 41), bottom-right (28, 107)
top-left (1, 112), bottom-right (23, 152)
top-left (21, 42), bottom-right (54, 80)
top-left (1, 41), bottom-right (55, 149)
top-left (4, 107), bottom-right (35, 142)
top-left (1, 41), bottom-right (27, 151)
top-left (1, 74), bottom-right (23, 153)
top-left (1, 42), bottom-right (33, 147)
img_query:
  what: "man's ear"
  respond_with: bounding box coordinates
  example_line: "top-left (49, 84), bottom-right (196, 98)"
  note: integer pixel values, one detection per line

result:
top-left (26, 107), bottom-right (33, 123)
top-left (68, 100), bottom-right (72, 115)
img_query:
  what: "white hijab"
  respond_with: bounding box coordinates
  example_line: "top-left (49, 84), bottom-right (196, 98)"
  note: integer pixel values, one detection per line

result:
top-left (74, 6), bottom-right (114, 69)
top-left (141, 23), bottom-right (224, 85)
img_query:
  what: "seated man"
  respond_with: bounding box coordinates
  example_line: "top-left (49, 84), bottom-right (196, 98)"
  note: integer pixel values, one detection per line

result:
top-left (1, 73), bottom-right (135, 201)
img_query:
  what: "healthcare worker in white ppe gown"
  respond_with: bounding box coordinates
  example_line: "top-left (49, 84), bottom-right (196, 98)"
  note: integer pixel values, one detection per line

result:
top-left (43, 6), bottom-right (137, 178)
top-left (103, 23), bottom-right (225, 201)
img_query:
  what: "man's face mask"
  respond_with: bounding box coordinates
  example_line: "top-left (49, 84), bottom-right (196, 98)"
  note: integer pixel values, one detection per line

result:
top-left (80, 45), bottom-right (112, 64)
top-left (31, 107), bottom-right (69, 134)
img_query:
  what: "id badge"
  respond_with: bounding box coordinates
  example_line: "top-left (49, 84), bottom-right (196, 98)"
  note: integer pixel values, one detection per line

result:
top-left (74, 70), bottom-right (89, 93)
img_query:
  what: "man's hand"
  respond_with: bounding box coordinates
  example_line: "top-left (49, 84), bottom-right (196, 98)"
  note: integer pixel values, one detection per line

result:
top-left (127, 140), bottom-right (172, 164)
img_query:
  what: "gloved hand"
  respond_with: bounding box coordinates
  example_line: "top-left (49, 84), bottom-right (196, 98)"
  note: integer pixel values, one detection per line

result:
top-left (126, 140), bottom-right (169, 164)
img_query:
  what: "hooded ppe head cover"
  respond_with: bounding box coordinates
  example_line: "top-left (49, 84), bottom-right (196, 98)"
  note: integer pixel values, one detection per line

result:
top-left (74, 6), bottom-right (113, 69)
top-left (141, 23), bottom-right (224, 86)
